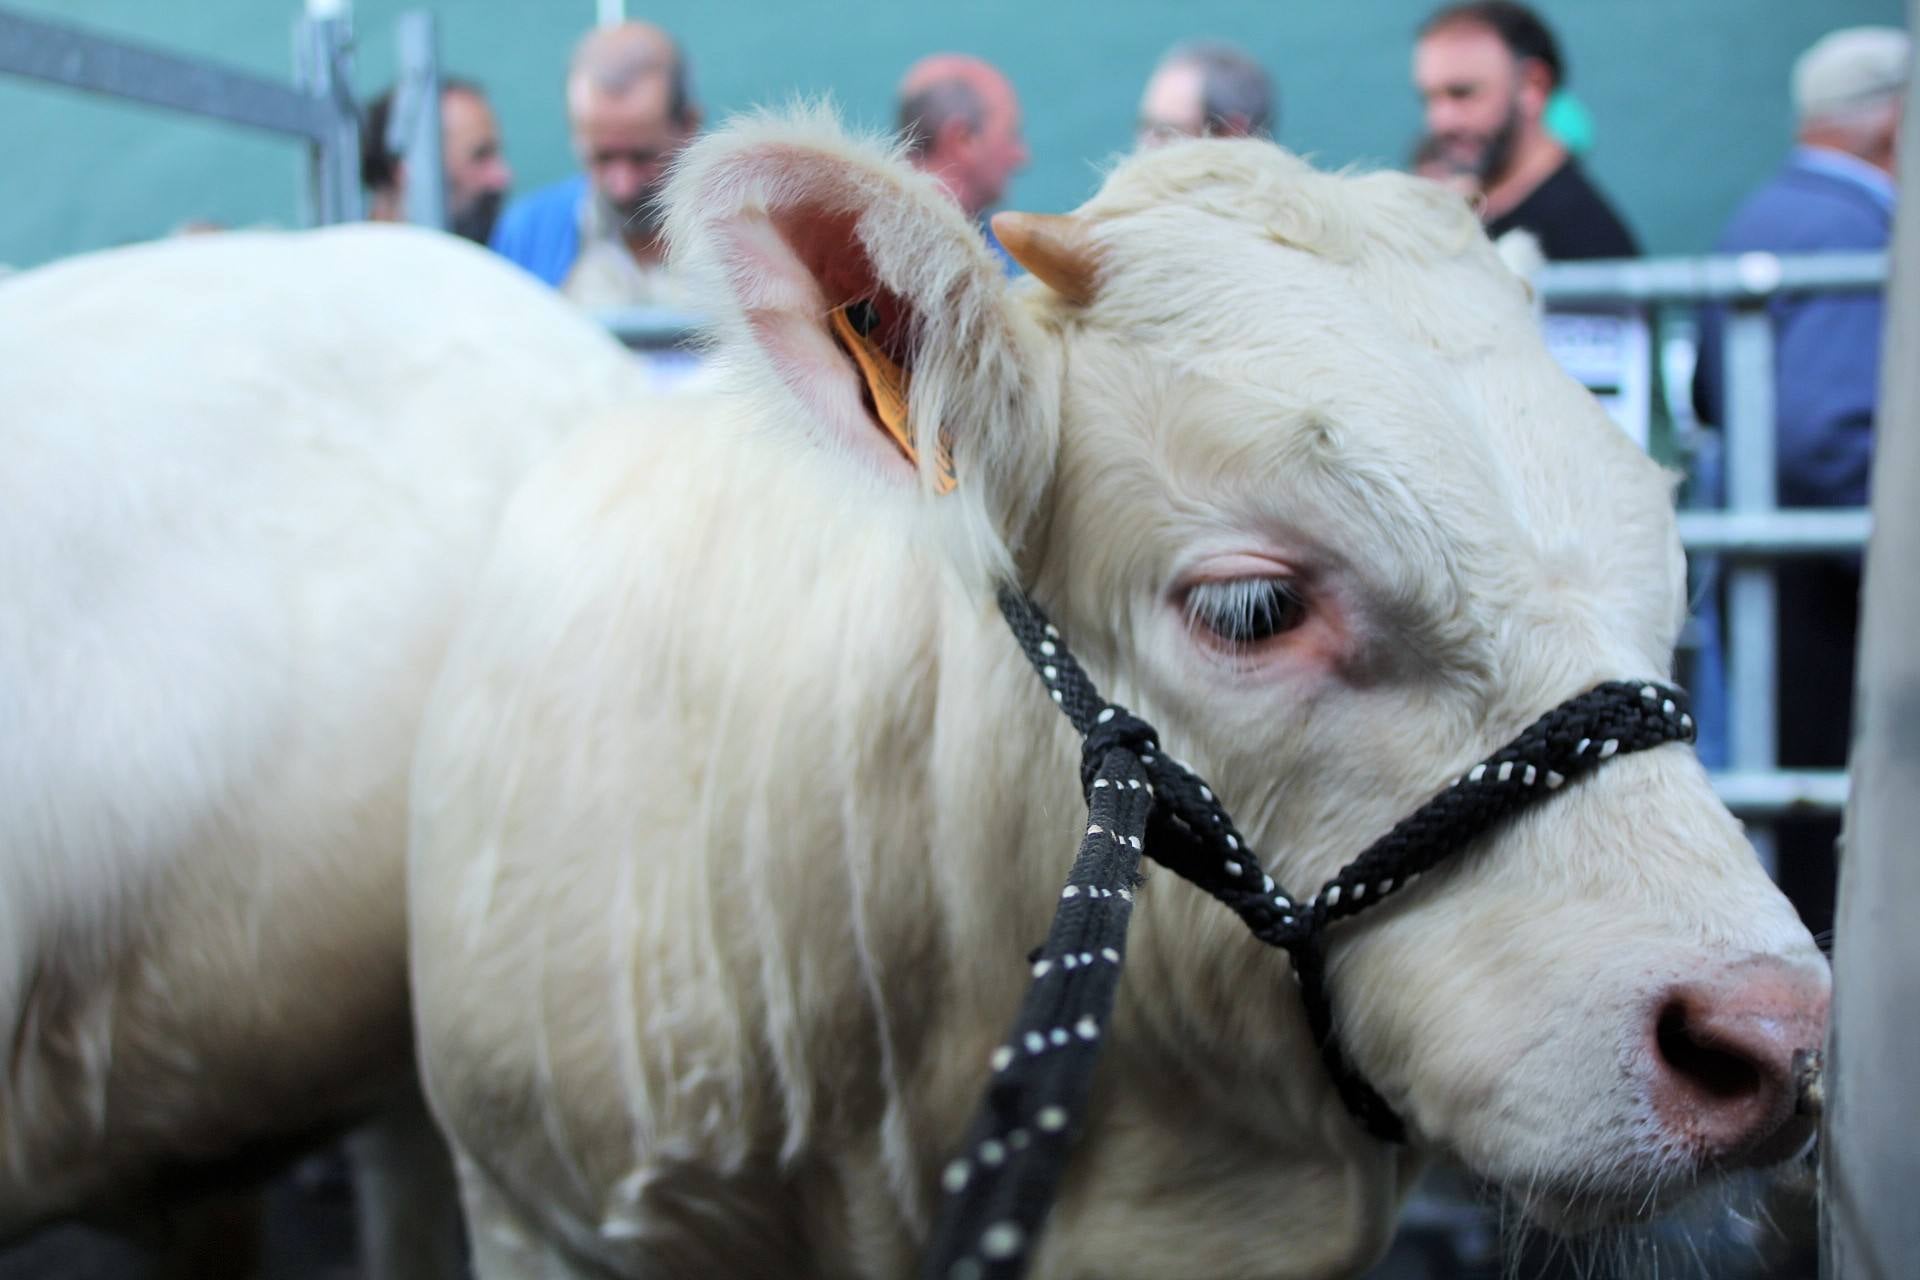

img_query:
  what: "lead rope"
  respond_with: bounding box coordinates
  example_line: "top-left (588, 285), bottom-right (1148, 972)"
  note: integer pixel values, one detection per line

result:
top-left (922, 586), bottom-right (1696, 1280)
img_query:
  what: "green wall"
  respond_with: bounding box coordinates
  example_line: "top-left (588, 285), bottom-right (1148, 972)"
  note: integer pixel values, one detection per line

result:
top-left (0, 0), bottom-right (1904, 270)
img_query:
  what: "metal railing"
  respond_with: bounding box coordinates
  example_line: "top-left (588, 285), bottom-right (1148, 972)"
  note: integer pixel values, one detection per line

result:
top-left (1, 5), bottom-right (445, 233)
top-left (384, 11), bottom-right (445, 231)
top-left (1539, 251), bottom-right (1883, 829)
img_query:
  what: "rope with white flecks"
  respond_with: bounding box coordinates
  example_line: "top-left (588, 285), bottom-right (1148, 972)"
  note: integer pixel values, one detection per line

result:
top-left (922, 586), bottom-right (1695, 1280)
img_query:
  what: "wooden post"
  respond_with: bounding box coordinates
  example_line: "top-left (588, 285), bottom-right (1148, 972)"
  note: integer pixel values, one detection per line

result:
top-left (1821, 13), bottom-right (1920, 1277)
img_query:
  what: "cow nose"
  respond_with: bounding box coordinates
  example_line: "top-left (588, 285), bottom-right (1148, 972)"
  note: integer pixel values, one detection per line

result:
top-left (1646, 961), bottom-right (1830, 1166)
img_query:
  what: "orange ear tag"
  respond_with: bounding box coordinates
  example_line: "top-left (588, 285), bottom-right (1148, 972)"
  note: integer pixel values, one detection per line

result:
top-left (828, 301), bottom-right (957, 494)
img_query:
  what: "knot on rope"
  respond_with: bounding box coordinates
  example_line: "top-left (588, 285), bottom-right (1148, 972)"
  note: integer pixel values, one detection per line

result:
top-left (1079, 706), bottom-right (1158, 797)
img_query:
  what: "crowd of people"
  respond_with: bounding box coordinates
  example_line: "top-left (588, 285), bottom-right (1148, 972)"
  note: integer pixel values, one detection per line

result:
top-left (356, 3), bottom-right (1905, 938)
top-left (361, 2), bottom-right (1676, 305)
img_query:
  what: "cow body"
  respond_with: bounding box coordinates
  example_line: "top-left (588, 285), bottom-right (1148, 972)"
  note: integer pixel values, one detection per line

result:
top-left (0, 225), bottom-right (646, 1260)
top-left (409, 115), bottom-right (1828, 1279)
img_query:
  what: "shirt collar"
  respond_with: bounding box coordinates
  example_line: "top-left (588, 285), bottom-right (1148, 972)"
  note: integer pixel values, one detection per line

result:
top-left (1793, 145), bottom-right (1897, 213)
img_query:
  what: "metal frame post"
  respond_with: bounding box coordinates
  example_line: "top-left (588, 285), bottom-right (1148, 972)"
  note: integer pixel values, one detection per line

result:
top-left (1723, 298), bottom-right (1780, 870)
top-left (1822, 3), bottom-right (1920, 1265)
top-left (1533, 251), bottom-right (1881, 824)
top-left (294, 13), bottom-right (361, 226)
top-left (389, 10), bottom-right (444, 231)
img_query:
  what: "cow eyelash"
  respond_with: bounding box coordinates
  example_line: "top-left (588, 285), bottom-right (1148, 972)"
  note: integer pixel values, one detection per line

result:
top-left (1184, 578), bottom-right (1309, 647)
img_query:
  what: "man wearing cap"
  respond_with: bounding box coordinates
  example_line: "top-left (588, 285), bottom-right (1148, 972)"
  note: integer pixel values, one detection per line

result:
top-left (1692, 25), bottom-right (1908, 938)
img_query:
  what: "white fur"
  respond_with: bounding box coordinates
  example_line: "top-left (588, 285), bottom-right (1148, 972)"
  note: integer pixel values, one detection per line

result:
top-left (409, 114), bottom-right (1826, 1279)
top-left (0, 223), bottom-right (647, 1262)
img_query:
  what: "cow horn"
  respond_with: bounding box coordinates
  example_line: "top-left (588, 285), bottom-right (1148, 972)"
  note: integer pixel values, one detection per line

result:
top-left (991, 211), bottom-right (1102, 306)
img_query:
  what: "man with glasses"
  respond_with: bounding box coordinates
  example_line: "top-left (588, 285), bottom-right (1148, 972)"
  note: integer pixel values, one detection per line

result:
top-left (1135, 40), bottom-right (1276, 148)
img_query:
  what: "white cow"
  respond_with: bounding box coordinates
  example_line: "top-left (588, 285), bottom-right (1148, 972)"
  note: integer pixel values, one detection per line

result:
top-left (0, 225), bottom-right (648, 1273)
top-left (408, 112), bottom-right (1829, 1279)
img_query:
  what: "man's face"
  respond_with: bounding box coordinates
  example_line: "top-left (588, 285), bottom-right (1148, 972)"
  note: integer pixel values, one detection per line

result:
top-left (1136, 62), bottom-right (1206, 147)
top-left (1414, 24), bottom-right (1529, 184)
top-left (958, 85), bottom-right (1029, 216)
top-left (571, 75), bottom-right (695, 235)
top-left (441, 89), bottom-right (512, 243)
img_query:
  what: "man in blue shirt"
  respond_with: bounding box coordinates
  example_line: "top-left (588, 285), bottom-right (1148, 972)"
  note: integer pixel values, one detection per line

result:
top-left (490, 22), bottom-right (701, 308)
top-left (1692, 25), bottom-right (1907, 938)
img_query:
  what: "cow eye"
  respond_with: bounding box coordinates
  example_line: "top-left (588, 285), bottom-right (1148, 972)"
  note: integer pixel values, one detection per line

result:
top-left (1185, 578), bottom-right (1308, 646)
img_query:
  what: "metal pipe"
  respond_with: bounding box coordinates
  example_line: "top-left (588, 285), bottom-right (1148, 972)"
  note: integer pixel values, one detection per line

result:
top-left (1823, 2), bottom-right (1920, 1264)
top-left (1538, 251), bottom-right (1886, 306)
top-left (1722, 306), bottom-right (1778, 872)
top-left (391, 11), bottom-right (444, 231)
top-left (294, 14), bottom-right (362, 226)
top-left (1677, 509), bottom-right (1871, 557)
top-left (0, 7), bottom-right (330, 141)
top-left (1709, 769), bottom-right (1849, 818)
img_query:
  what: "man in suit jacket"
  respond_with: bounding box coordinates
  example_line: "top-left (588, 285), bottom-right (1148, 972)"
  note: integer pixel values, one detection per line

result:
top-left (1692, 25), bottom-right (1907, 939)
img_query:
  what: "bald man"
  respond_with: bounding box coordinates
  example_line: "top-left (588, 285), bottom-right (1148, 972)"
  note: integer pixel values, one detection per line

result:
top-left (896, 54), bottom-right (1029, 271)
top-left (1136, 40), bottom-right (1276, 147)
top-left (491, 21), bottom-right (702, 307)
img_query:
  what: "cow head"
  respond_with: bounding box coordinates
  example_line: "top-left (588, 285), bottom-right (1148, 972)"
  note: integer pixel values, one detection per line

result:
top-left (665, 113), bottom-right (1828, 1266)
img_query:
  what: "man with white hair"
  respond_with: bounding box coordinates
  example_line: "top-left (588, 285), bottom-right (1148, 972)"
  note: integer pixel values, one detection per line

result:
top-left (1692, 24), bottom-right (1909, 940)
top-left (491, 21), bottom-right (701, 307)
top-left (1136, 39), bottom-right (1277, 147)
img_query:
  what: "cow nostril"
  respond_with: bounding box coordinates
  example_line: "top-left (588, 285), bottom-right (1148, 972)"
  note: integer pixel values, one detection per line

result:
top-left (1655, 999), bottom-right (1764, 1102)
top-left (1645, 967), bottom-right (1830, 1169)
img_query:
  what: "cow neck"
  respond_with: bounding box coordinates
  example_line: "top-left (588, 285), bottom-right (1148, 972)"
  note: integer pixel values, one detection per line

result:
top-left (922, 585), bottom-right (1697, 1280)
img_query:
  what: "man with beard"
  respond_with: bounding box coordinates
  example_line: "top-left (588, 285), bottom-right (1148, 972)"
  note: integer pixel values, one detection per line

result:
top-left (490, 21), bottom-right (701, 307)
top-left (1413, 1), bottom-right (1637, 260)
top-left (362, 78), bottom-right (513, 245)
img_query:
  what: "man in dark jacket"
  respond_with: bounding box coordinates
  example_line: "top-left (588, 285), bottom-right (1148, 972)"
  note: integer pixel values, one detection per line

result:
top-left (1692, 25), bottom-right (1907, 938)
top-left (1413, 1), bottom-right (1638, 260)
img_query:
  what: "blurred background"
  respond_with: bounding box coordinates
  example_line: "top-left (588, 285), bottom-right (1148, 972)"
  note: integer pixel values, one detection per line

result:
top-left (0, 0), bottom-right (1903, 268)
top-left (1, 1), bottom-right (1901, 1276)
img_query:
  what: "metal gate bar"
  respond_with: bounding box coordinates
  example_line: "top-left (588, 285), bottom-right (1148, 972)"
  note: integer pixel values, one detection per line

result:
top-left (0, 4), bottom-right (361, 225)
top-left (1539, 251), bottom-right (1882, 824)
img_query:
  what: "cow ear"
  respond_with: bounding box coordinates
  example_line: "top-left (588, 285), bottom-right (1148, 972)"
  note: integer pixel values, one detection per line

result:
top-left (663, 112), bottom-right (1054, 515)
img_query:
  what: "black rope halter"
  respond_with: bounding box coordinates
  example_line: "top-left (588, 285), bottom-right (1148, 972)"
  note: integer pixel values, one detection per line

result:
top-left (922, 586), bottom-right (1696, 1280)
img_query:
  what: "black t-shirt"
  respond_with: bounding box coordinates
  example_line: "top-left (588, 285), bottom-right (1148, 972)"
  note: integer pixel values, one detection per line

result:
top-left (1487, 159), bottom-right (1640, 260)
